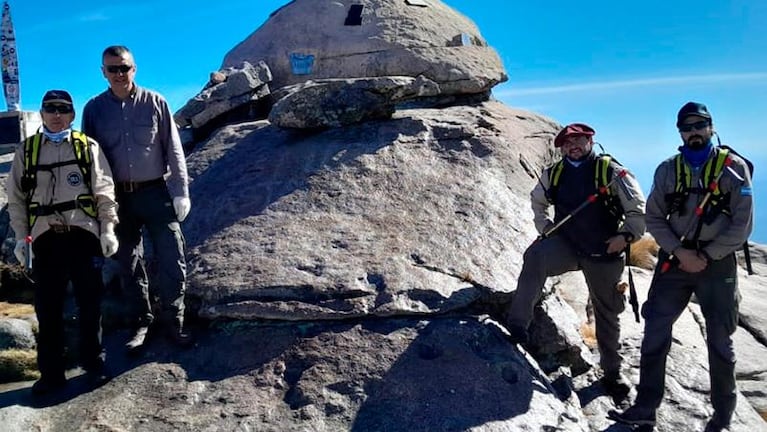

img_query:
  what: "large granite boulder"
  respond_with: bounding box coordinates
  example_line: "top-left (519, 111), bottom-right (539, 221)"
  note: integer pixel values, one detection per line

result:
top-left (222, 0), bottom-right (507, 94)
top-left (183, 100), bottom-right (558, 321)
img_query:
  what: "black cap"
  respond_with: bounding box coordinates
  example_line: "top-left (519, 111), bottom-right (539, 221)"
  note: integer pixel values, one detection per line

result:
top-left (676, 101), bottom-right (711, 127)
top-left (41, 90), bottom-right (73, 106)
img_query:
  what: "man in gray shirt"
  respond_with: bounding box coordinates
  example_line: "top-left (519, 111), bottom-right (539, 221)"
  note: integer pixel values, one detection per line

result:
top-left (82, 45), bottom-right (192, 350)
top-left (609, 102), bottom-right (753, 432)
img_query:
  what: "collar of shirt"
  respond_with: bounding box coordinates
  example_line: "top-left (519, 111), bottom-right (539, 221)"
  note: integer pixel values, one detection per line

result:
top-left (107, 84), bottom-right (139, 102)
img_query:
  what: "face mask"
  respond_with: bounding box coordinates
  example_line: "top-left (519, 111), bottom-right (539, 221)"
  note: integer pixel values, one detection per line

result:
top-left (43, 127), bottom-right (71, 143)
top-left (679, 140), bottom-right (713, 168)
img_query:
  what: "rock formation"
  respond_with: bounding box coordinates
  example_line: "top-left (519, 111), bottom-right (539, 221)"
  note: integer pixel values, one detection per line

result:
top-left (223, 0), bottom-right (506, 96)
top-left (0, 1), bottom-right (765, 431)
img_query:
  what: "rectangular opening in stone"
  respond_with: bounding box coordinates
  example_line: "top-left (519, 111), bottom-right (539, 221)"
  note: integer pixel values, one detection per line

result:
top-left (345, 4), bottom-right (363, 26)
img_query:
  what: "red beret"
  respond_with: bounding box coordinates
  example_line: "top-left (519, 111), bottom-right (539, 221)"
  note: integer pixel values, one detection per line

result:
top-left (554, 123), bottom-right (595, 148)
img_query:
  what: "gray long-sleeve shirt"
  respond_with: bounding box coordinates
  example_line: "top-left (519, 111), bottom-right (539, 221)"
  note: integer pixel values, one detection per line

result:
top-left (531, 157), bottom-right (647, 242)
top-left (646, 149), bottom-right (753, 260)
top-left (82, 86), bottom-right (188, 199)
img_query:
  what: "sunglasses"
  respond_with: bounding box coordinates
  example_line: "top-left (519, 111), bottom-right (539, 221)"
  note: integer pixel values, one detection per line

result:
top-left (42, 104), bottom-right (74, 114)
top-left (678, 120), bottom-right (710, 132)
top-left (104, 64), bottom-right (134, 74)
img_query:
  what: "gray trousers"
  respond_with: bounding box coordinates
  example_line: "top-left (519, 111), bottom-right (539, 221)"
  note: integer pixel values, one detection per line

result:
top-left (115, 183), bottom-right (187, 328)
top-left (508, 236), bottom-right (626, 375)
top-left (636, 251), bottom-right (739, 425)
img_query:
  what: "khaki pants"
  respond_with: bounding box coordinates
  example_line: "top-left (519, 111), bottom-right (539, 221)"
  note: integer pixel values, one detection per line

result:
top-left (508, 235), bottom-right (626, 374)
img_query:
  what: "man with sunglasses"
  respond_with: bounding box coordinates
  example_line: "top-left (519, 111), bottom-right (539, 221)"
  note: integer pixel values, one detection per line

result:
top-left (6, 90), bottom-right (119, 396)
top-left (610, 102), bottom-right (753, 432)
top-left (82, 45), bottom-right (192, 351)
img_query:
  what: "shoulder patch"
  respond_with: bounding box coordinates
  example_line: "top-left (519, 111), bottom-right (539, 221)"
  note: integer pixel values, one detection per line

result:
top-left (67, 171), bottom-right (83, 187)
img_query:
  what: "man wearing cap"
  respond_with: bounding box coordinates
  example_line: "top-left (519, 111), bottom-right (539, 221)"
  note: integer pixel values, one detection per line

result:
top-left (82, 45), bottom-right (191, 351)
top-left (5, 90), bottom-right (119, 396)
top-left (610, 103), bottom-right (753, 431)
top-left (506, 122), bottom-right (646, 401)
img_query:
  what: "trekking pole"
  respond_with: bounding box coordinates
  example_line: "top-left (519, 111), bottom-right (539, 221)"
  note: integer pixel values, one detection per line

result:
top-left (518, 153), bottom-right (549, 195)
top-left (625, 244), bottom-right (640, 323)
top-left (742, 242), bottom-right (754, 275)
top-left (660, 156), bottom-right (733, 273)
top-left (540, 169), bottom-right (629, 240)
top-left (24, 235), bottom-right (32, 272)
top-left (23, 235), bottom-right (34, 283)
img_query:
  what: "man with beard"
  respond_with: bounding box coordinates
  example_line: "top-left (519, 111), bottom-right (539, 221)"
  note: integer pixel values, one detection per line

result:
top-left (609, 102), bottom-right (753, 432)
top-left (506, 123), bottom-right (646, 402)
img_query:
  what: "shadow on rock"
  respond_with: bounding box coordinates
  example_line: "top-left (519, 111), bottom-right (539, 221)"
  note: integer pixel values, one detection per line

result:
top-left (350, 319), bottom-right (556, 431)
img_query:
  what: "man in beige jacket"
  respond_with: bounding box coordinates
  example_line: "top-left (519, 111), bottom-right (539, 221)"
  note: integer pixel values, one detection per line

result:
top-left (5, 90), bottom-right (119, 397)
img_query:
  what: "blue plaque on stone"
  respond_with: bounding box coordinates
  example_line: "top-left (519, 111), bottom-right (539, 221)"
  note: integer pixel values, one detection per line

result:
top-left (289, 53), bottom-right (315, 75)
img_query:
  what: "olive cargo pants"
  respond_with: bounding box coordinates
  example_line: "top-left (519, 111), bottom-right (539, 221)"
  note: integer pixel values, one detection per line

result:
top-left (508, 235), bottom-right (626, 375)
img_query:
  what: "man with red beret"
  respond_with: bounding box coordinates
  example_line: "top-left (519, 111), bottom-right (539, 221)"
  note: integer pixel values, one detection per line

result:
top-left (507, 122), bottom-right (646, 402)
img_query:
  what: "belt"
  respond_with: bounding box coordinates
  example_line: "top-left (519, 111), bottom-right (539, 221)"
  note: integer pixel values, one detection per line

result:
top-left (115, 178), bottom-right (164, 193)
top-left (48, 224), bottom-right (83, 234)
top-left (681, 239), bottom-right (712, 250)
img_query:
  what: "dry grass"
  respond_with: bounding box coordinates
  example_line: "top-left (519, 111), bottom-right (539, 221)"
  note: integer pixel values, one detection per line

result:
top-left (629, 235), bottom-right (660, 270)
top-left (0, 302), bottom-right (35, 318)
top-left (615, 281), bottom-right (628, 294)
top-left (0, 262), bottom-right (35, 303)
top-left (579, 322), bottom-right (597, 349)
top-left (0, 349), bottom-right (39, 383)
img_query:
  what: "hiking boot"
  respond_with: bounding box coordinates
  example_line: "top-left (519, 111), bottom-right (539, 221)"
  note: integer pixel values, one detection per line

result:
top-left (84, 363), bottom-right (111, 389)
top-left (601, 372), bottom-right (631, 404)
top-left (607, 404), bottom-right (656, 427)
top-left (126, 326), bottom-right (150, 352)
top-left (506, 324), bottom-right (529, 345)
top-left (704, 418), bottom-right (731, 432)
top-left (31, 376), bottom-right (67, 397)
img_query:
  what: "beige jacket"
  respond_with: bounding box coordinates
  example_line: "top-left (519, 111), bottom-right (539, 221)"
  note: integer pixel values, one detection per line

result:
top-left (6, 132), bottom-right (118, 243)
top-left (646, 150), bottom-right (753, 260)
top-left (530, 158), bottom-right (647, 241)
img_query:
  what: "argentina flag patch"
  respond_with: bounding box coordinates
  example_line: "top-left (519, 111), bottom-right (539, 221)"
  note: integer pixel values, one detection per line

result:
top-left (741, 186), bottom-right (753, 196)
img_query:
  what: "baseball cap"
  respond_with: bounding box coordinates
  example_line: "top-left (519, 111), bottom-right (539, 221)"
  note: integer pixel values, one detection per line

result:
top-left (676, 102), bottom-right (711, 127)
top-left (41, 90), bottom-right (74, 106)
top-left (554, 123), bottom-right (595, 148)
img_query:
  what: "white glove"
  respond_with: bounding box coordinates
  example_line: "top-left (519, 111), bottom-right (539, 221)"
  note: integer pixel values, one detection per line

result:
top-left (100, 222), bottom-right (119, 257)
top-left (173, 197), bottom-right (191, 222)
top-left (13, 240), bottom-right (28, 265)
top-left (101, 232), bottom-right (119, 257)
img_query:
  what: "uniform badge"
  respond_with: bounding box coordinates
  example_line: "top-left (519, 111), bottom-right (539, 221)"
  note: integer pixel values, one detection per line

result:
top-left (67, 171), bottom-right (83, 187)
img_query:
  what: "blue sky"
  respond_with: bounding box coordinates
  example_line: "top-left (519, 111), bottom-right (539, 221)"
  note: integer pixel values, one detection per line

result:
top-left (6, 0), bottom-right (766, 242)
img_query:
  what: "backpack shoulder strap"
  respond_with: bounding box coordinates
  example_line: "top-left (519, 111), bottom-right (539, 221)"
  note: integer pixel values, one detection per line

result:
top-left (673, 153), bottom-right (690, 193)
top-left (70, 131), bottom-right (93, 191)
top-left (21, 133), bottom-right (43, 196)
top-left (595, 154), bottom-right (613, 193)
top-left (703, 147), bottom-right (729, 197)
top-left (546, 159), bottom-right (565, 203)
